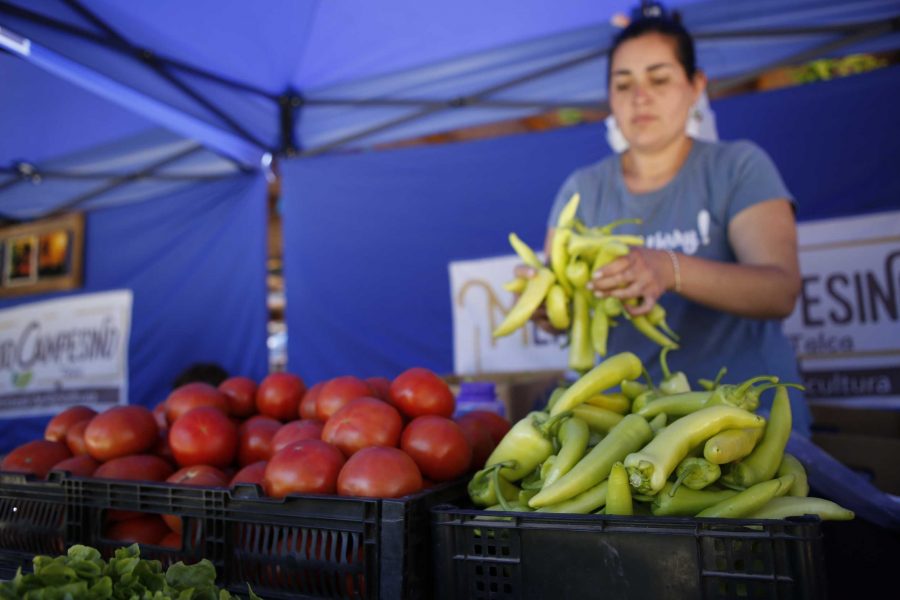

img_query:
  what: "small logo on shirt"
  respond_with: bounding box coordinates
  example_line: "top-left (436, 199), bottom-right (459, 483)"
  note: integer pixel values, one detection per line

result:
top-left (645, 209), bottom-right (711, 255)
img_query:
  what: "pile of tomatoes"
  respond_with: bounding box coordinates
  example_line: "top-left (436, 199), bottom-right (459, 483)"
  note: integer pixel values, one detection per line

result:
top-left (1, 367), bottom-right (510, 547)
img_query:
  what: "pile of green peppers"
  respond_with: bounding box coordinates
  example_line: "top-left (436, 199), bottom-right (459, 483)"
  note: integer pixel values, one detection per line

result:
top-left (467, 351), bottom-right (854, 522)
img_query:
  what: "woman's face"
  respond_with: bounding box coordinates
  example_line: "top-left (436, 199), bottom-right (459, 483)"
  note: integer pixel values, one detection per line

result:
top-left (609, 32), bottom-right (704, 153)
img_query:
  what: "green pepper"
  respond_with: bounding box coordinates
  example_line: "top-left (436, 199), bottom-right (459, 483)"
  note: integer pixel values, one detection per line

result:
top-left (590, 240), bottom-right (631, 276)
top-left (624, 405), bottom-right (765, 495)
top-left (745, 496), bottom-right (854, 521)
top-left (648, 413), bottom-right (667, 434)
top-left (703, 427), bottom-right (764, 465)
top-left (593, 218), bottom-right (642, 235)
top-left (697, 366), bottom-right (727, 391)
top-left (651, 483), bottom-right (738, 517)
top-left (468, 462), bottom-right (520, 507)
top-left (721, 385), bottom-right (794, 489)
top-left (776, 453), bottom-right (809, 497)
top-left (636, 375), bottom-right (778, 419)
top-left (545, 284), bottom-right (571, 330)
top-left (583, 392), bottom-right (630, 414)
top-left (657, 347), bottom-right (690, 395)
top-left (630, 389), bottom-right (663, 414)
top-left (556, 192), bottom-right (581, 229)
top-left (568, 289), bottom-right (594, 373)
top-left (493, 268), bottom-right (556, 337)
top-left (626, 313), bottom-right (678, 349)
top-left (671, 457), bottom-right (721, 493)
top-left (508, 232), bottom-right (543, 270)
top-left (484, 411), bottom-right (570, 481)
top-left (590, 304), bottom-right (610, 358)
top-left (696, 474), bottom-right (795, 519)
top-left (620, 379), bottom-right (648, 401)
top-left (602, 296), bottom-right (624, 318)
top-left (566, 258), bottom-right (590, 288)
top-left (536, 480), bottom-right (609, 514)
top-left (606, 462), bottom-right (633, 516)
top-left (550, 228), bottom-right (573, 294)
top-left (572, 404), bottom-right (624, 433)
top-left (544, 385), bottom-right (568, 413)
top-left (542, 416), bottom-right (589, 488)
top-left (529, 414), bottom-right (653, 508)
top-left (551, 352), bottom-right (643, 416)
top-left (647, 303), bottom-right (679, 342)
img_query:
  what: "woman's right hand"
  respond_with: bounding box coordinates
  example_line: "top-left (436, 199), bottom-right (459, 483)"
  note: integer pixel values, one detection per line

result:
top-left (513, 264), bottom-right (563, 335)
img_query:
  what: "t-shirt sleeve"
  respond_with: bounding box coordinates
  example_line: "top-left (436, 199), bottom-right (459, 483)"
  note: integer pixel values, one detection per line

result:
top-left (546, 171), bottom-right (581, 229)
top-left (726, 141), bottom-right (795, 223)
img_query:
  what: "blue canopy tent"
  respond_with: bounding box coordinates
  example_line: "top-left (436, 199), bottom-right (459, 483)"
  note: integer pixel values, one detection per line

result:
top-left (0, 0), bottom-right (898, 454)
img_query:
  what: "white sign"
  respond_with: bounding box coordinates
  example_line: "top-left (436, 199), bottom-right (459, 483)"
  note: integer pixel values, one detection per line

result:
top-left (0, 290), bottom-right (133, 418)
top-left (450, 254), bottom-right (567, 375)
top-left (784, 210), bottom-right (900, 408)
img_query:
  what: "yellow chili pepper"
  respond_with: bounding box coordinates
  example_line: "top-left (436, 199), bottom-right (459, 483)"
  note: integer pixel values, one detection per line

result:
top-left (508, 232), bottom-right (543, 270)
top-left (567, 289), bottom-right (593, 373)
top-left (492, 268), bottom-right (556, 338)
top-left (545, 284), bottom-right (571, 330)
top-left (551, 352), bottom-right (643, 416)
top-left (606, 462), bottom-right (633, 516)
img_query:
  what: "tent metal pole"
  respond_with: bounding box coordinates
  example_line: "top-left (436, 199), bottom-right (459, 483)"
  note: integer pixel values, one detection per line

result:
top-left (59, 0), bottom-right (270, 151)
top-left (708, 17), bottom-right (899, 96)
top-left (299, 16), bottom-right (897, 155)
top-left (300, 45), bottom-right (611, 156)
top-left (39, 144), bottom-right (208, 220)
top-left (0, 0), bottom-right (278, 100)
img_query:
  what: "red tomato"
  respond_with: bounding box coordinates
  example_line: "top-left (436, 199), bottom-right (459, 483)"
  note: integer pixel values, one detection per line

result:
top-left (236, 415), bottom-right (282, 466)
top-left (219, 376), bottom-right (258, 418)
top-left (65, 419), bottom-right (91, 456)
top-left (299, 381), bottom-right (325, 420)
top-left (151, 431), bottom-right (176, 466)
top-left (316, 376), bottom-right (373, 421)
top-left (159, 531), bottom-right (182, 549)
top-left (50, 454), bottom-right (100, 478)
top-left (93, 454), bottom-right (175, 482)
top-left (104, 514), bottom-right (170, 545)
top-left (1, 440), bottom-right (72, 478)
top-left (84, 405), bottom-right (159, 462)
top-left (337, 447), bottom-right (422, 498)
top-left (400, 416), bottom-right (471, 482)
top-left (455, 416), bottom-right (496, 472)
top-left (169, 406), bottom-right (238, 468)
top-left (322, 397), bottom-right (403, 457)
top-left (165, 383), bottom-right (230, 424)
top-left (164, 465), bottom-right (229, 534)
top-left (271, 419), bottom-right (324, 454)
top-left (365, 377), bottom-right (392, 401)
top-left (152, 401), bottom-right (168, 430)
top-left (389, 368), bottom-right (455, 418)
top-left (263, 440), bottom-right (345, 498)
top-left (93, 454), bottom-right (174, 521)
top-left (44, 405), bottom-right (98, 442)
top-left (229, 460), bottom-right (268, 489)
top-left (256, 372), bottom-right (306, 421)
top-left (456, 411), bottom-right (511, 445)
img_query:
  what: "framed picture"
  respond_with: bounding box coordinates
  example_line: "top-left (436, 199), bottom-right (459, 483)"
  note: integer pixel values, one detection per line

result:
top-left (0, 213), bottom-right (84, 298)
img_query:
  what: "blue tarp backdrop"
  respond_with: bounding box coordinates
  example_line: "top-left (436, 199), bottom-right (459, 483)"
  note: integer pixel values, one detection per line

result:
top-left (282, 65), bottom-right (900, 385)
top-left (0, 174), bottom-right (269, 452)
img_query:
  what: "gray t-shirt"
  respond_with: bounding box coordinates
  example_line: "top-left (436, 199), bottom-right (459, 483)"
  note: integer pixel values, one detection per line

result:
top-left (547, 139), bottom-right (811, 435)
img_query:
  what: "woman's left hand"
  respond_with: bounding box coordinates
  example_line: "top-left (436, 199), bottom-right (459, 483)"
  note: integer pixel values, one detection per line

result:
top-left (586, 247), bottom-right (672, 315)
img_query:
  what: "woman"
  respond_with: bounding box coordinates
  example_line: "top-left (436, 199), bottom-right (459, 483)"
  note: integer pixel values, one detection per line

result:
top-left (526, 15), bottom-right (811, 435)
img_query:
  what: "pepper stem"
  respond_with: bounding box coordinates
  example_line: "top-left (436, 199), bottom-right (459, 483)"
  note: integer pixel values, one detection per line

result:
top-left (669, 463), bottom-right (698, 496)
top-left (660, 347), bottom-right (673, 380)
top-left (735, 375), bottom-right (779, 397)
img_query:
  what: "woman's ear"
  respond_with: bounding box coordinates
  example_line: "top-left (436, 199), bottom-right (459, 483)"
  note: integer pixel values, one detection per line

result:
top-left (692, 70), bottom-right (708, 101)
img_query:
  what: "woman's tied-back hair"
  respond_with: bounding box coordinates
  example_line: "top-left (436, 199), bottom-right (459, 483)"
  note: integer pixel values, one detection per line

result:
top-left (607, 3), bottom-right (697, 85)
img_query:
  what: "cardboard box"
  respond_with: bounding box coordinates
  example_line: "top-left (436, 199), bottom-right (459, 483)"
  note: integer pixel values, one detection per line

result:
top-left (810, 405), bottom-right (900, 438)
top-left (445, 370), bottom-right (565, 422)
top-left (810, 431), bottom-right (900, 495)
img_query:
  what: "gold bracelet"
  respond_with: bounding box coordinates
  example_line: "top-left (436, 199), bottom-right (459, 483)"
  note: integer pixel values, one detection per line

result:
top-left (664, 249), bottom-right (682, 293)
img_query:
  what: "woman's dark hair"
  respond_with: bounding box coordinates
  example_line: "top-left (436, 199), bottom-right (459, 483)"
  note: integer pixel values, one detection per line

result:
top-left (607, 13), bottom-right (697, 86)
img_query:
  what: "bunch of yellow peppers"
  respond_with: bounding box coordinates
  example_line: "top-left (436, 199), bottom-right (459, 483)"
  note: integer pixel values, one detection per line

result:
top-left (494, 194), bottom-right (678, 374)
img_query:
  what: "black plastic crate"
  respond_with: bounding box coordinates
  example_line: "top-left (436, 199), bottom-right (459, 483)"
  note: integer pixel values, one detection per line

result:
top-left (0, 471), bottom-right (465, 599)
top-left (432, 505), bottom-right (827, 600)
